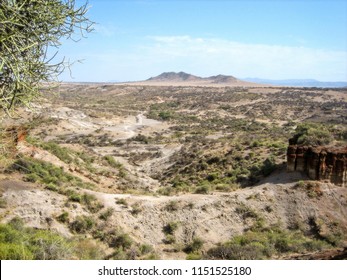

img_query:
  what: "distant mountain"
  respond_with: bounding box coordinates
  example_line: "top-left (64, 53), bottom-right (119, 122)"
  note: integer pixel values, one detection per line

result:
top-left (243, 78), bottom-right (347, 88)
top-left (147, 72), bottom-right (202, 82)
top-left (205, 74), bottom-right (238, 84)
top-left (147, 72), bottom-right (243, 84)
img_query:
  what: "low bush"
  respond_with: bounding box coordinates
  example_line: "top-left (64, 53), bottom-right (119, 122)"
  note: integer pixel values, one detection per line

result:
top-left (0, 218), bottom-right (73, 260)
top-left (115, 198), bottom-right (128, 206)
top-left (56, 212), bottom-right (69, 223)
top-left (205, 225), bottom-right (332, 260)
top-left (69, 215), bottom-right (95, 234)
top-left (235, 203), bottom-right (259, 220)
top-left (291, 123), bottom-right (334, 146)
top-left (163, 222), bottom-right (179, 235)
top-left (110, 234), bottom-right (133, 249)
top-left (184, 238), bottom-right (204, 253)
top-left (9, 157), bottom-right (95, 190)
top-left (0, 197), bottom-right (7, 208)
top-left (98, 208), bottom-right (114, 221)
top-left (165, 201), bottom-right (179, 212)
top-left (73, 239), bottom-right (105, 260)
top-left (103, 155), bottom-right (122, 169)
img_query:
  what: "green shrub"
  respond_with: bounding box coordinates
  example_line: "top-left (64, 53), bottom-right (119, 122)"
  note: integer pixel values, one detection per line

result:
top-left (139, 244), bottom-right (154, 255)
top-left (164, 234), bottom-right (176, 244)
top-left (116, 198), bottom-right (128, 206)
top-left (260, 157), bottom-right (277, 176)
top-left (206, 243), bottom-right (267, 260)
top-left (0, 218), bottom-right (74, 260)
top-left (68, 192), bottom-right (82, 203)
top-left (0, 243), bottom-right (34, 260)
top-left (235, 203), bottom-right (259, 220)
top-left (184, 238), bottom-right (204, 253)
top-left (45, 183), bottom-right (59, 192)
top-left (131, 203), bottom-right (142, 216)
top-left (9, 157), bottom-right (94, 190)
top-left (29, 230), bottom-right (73, 260)
top-left (186, 253), bottom-right (202, 260)
top-left (81, 193), bottom-right (104, 213)
top-left (205, 225), bottom-right (332, 260)
top-left (98, 208), bottom-right (114, 221)
top-left (73, 239), bottom-right (105, 260)
top-left (69, 215), bottom-right (95, 234)
top-left (110, 234), bottom-right (133, 249)
top-left (163, 221), bottom-right (179, 235)
top-left (165, 201), bottom-right (179, 211)
top-left (56, 212), bottom-right (69, 224)
top-left (39, 141), bottom-right (73, 164)
top-left (0, 197), bottom-right (7, 208)
top-left (158, 111), bottom-right (173, 120)
top-left (291, 123), bottom-right (334, 146)
top-left (103, 155), bottom-right (122, 168)
top-left (195, 185), bottom-right (210, 194)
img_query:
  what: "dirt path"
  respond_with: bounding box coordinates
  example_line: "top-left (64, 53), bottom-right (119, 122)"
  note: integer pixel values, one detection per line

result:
top-left (42, 106), bottom-right (178, 191)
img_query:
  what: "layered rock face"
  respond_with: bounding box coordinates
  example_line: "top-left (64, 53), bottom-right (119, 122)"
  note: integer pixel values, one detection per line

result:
top-left (287, 145), bottom-right (347, 187)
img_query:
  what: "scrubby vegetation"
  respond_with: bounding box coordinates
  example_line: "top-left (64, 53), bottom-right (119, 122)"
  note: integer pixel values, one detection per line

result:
top-left (8, 156), bottom-right (94, 190)
top-left (1, 84), bottom-right (346, 260)
top-left (0, 217), bottom-right (103, 260)
top-left (290, 123), bottom-right (345, 146)
top-left (205, 224), bottom-right (332, 260)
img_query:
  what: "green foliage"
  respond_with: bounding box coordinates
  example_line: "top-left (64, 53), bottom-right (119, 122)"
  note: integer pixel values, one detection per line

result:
top-left (56, 211), bottom-right (69, 223)
top-left (158, 111), bottom-right (173, 120)
top-left (112, 234), bottom-right (133, 249)
top-left (291, 123), bottom-right (334, 146)
top-left (186, 253), bottom-right (202, 260)
top-left (80, 193), bottom-right (104, 213)
top-left (98, 208), bottom-right (114, 221)
top-left (260, 157), bottom-right (277, 176)
top-left (69, 215), bottom-right (95, 234)
top-left (0, 0), bottom-right (93, 114)
top-left (294, 181), bottom-right (323, 198)
top-left (195, 185), bottom-right (210, 194)
top-left (103, 155), bottom-right (122, 168)
top-left (8, 157), bottom-right (95, 195)
top-left (67, 191), bottom-right (104, 213)
top-left (163, 221), bottom-right (179, 235)
top-left (9, 156), bottom-right (93, 189)
top-left (165, 201), bottom-right (179, 211)
top-left (0, 218), bottom-right (73, 260)
top-left (0, 197), bottom-right (7, 208)
top-left (139, 244), bottom-right (154, 255)
top-left (163, 234), bottom-right (176, 244)
top-left (184, 237), bottom-right (204, 253)
top-left (0, 243), bottom-right (34, 260)
top-left (132, 134), bottom-right (150, 144)
top-left (34, 140), bottom-right (74, 163)
top-left (115, 198), bottom-right (128, 206)
top-left (205, 225), bottom-right (331, 260)
top-left (235, 203), bottom-right (260, 220)
top-left (130, 203), bottom-right (142, 216)
top-left (73, 239), bottom-right (105, 260)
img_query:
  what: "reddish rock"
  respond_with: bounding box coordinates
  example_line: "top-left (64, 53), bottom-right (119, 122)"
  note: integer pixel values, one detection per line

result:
top-left (4, 126), bottom-right (27, 143)
top-left (287, 145), bottom-right (347, 187)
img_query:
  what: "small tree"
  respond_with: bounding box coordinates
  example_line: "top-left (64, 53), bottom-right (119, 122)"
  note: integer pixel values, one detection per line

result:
top-left (0, 0), bottom-right (93, 114)
top-left (290, 123), bottom-right (333, 146)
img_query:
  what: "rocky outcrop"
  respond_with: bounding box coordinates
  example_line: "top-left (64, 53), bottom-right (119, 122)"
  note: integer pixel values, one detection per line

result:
top-left (287, 145), bottom-right (347, 187)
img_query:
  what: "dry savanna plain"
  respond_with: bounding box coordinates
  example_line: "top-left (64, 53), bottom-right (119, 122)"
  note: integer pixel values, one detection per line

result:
top-left (0, 76), bottom-right (347, 260)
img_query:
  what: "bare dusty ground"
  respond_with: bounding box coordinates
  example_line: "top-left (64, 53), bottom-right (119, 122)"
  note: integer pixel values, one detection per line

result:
top-left (1, 84), bottom-right (346, 259)
top-left (1, 173), bottom-right (347, 259)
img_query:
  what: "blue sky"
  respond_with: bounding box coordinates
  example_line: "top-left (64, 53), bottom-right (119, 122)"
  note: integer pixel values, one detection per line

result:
top-left (57, 0), bottom-right (347, 82)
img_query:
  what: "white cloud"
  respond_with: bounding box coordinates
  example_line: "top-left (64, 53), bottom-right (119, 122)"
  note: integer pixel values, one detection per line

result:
top-left (144, 36), bottom-right (347, 81)
top-left (60, 35), bottom-right (347, 82)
